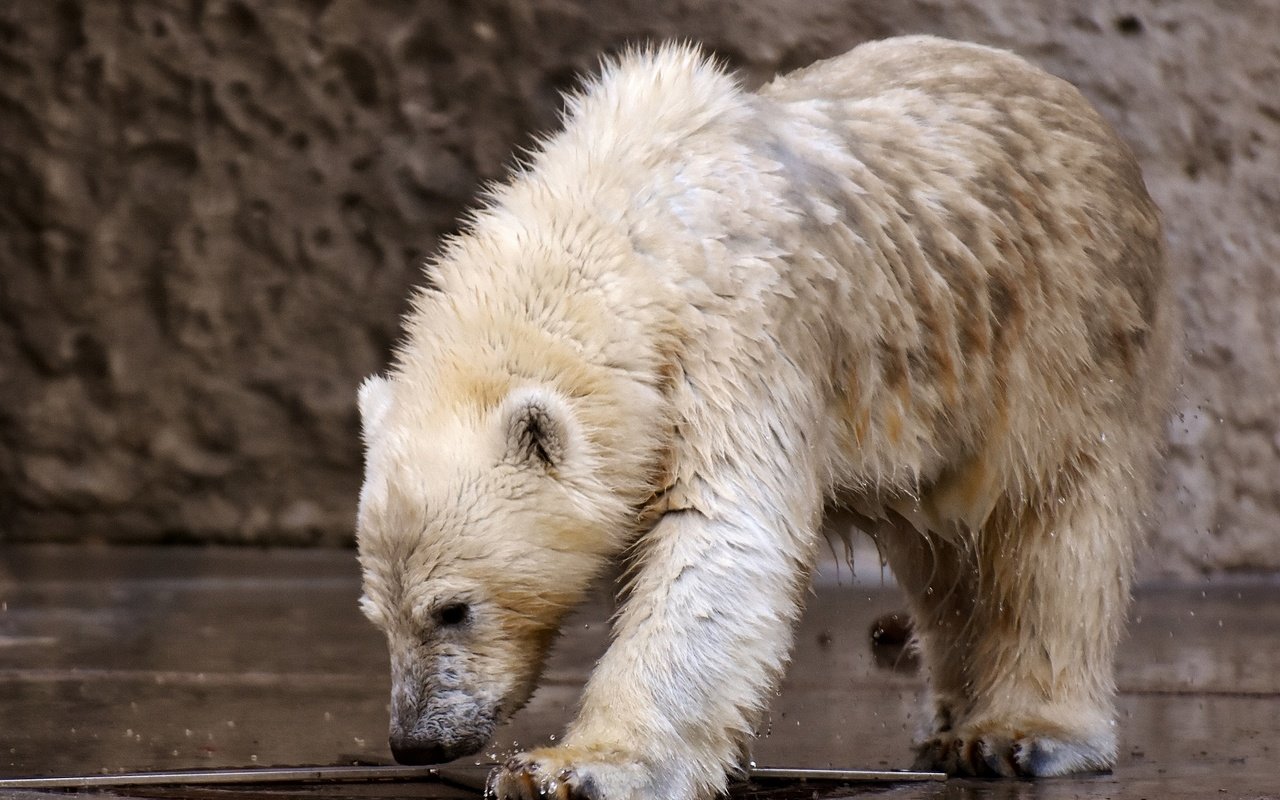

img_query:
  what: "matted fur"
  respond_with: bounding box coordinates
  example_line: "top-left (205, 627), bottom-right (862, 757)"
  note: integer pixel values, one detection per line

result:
top-left (355, 36), bottom-right (1174, 799)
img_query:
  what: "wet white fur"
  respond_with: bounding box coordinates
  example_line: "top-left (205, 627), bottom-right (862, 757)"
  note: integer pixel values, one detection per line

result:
top-left (357, 36), bottom-right (1174, 799)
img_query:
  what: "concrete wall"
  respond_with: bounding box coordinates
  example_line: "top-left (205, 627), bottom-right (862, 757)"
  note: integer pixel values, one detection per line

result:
top-left (1, 1), bottom-right (1277, 573)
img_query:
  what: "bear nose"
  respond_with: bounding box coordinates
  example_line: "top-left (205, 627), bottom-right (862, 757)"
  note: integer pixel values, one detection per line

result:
top-left (389, 736), bottom-right (454, 765)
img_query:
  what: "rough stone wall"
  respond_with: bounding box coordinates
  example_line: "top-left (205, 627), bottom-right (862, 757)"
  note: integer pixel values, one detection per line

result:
top-left (1, 1), bottom-right (1277, 572)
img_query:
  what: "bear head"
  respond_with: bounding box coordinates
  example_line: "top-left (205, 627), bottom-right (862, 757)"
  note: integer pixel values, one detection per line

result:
top-left (354, 374), bottom-right (615, 765)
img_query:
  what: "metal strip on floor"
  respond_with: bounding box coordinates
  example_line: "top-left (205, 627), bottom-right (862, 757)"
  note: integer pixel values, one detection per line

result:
top-left (0, 764), bottom-right (946, 790)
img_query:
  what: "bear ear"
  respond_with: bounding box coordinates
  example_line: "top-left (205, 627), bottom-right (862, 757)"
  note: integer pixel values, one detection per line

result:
top-left (357, 374), bottom-right (395, 444)
top-left (500, 387), bottom-right (572, 472)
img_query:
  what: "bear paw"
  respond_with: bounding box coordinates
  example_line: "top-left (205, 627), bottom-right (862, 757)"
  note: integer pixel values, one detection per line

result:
top-left (914, 724), bottom-right (1115, 777)
top-left (486, 746), bottom-right (654, 800)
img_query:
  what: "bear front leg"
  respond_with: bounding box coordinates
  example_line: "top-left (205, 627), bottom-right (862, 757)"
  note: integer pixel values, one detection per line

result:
top-left (489, 470), bottom-right (824, 800)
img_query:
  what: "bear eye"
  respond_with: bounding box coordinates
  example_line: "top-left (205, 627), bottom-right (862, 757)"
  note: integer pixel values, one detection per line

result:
top-left (435, 602), bottom-right (470, 627)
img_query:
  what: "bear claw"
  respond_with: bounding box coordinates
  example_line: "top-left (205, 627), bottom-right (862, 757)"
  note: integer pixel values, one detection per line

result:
top-left (487, 756), bottom-right (600, 800)
top-left (914, 728), bottom-right (1114, 778)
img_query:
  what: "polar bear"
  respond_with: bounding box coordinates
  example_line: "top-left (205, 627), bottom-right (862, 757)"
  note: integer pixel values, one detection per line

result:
top-left (354, 36), bottom-right (1174, 799)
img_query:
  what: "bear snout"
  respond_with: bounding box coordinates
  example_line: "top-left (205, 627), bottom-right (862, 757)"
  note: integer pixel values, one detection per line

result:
top-left (388, 688), bottom-right (496, 765)
top-left (388, 719), bottom-right (491, 765)
top-left (389, 734), bottom-right (472, 765)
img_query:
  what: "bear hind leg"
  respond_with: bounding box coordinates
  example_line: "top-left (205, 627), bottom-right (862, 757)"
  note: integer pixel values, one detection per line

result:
top-left (868, 521), bottom-right (973, 746)
top-left (881, 454), bottom-right (1137, 777)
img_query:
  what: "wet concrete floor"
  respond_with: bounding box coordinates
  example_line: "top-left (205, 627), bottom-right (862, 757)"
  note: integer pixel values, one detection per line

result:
top-left (0, 545), bottom-right (1277, 799)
